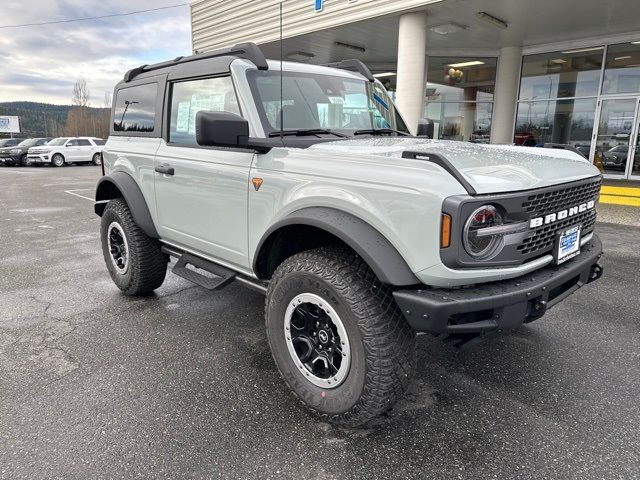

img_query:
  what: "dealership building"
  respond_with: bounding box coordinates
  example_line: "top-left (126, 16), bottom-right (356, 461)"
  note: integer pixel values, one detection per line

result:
top-left (191, 0), bottom-right (640, 182)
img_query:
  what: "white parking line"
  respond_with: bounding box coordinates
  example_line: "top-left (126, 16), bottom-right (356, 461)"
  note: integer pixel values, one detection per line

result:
top-left (0, 169), bottom-right (41, 174)
top-left (64, 189), bottom-right (94, 201)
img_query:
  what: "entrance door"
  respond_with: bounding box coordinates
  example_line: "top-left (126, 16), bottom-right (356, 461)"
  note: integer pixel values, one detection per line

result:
top-left (593, 97), bottom-right (640, 179)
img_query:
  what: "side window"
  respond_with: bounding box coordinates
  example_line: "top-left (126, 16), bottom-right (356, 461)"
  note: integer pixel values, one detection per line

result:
top-left (66, 139), bottom-right (78, 147)
top-left (113, 83), bottom-right (157, 133)
top-left (169, 76), bottom-right (240, 146)
top-left (93, 139), bottom-right (105, 146)
top-left (77, 139), bottom-right (91, 146)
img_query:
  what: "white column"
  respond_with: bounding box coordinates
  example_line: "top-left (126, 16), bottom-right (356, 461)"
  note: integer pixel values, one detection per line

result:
top-left (491, 46), bottom-right (523, 144)
top-left (395, 11), bottom-right (427, 135)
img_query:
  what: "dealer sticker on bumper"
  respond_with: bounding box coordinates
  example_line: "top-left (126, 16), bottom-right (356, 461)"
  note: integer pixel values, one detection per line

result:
top-left (555, 225), bottom-right (581, 264)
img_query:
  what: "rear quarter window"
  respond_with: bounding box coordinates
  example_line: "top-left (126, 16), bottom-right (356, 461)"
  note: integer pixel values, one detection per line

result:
top-left (113, 83), bottom-right (158, 134)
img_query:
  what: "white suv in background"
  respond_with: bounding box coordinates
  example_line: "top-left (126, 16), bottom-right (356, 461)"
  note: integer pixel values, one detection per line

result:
top-left (28, 137), bottom-right (105, 167)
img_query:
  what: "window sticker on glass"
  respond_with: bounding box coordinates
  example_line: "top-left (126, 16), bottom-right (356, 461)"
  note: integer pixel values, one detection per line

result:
top-left (373, 93), bottom-right (389, 111)
top-left (176, 102), bottom-right (191, 133)
top-left (188, 93), bottom-right (226, 134)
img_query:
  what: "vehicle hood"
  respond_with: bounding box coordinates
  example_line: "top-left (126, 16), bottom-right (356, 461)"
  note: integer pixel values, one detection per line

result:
top-left (28, 146), bottom-right (53, 152)
top-left (309, 138), bottom-right (601, 194)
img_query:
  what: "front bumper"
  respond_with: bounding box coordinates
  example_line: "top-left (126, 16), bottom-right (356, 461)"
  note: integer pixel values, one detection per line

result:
top-left (27, 154), bottom-right (50, 164)
top-left (393, 234), bottom-right (603, 344)
top-left (0, 154), bottom-right (19, 164)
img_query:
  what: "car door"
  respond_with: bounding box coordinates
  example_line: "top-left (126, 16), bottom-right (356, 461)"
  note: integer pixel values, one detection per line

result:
top-left (76, 139), bottom-right (93, 161)
top-left (154, 75), bottom-right (254, 271)
top-left (64, 139), bottom-right (80, 162)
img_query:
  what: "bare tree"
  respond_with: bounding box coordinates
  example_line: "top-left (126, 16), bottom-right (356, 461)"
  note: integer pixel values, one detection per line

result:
top-left (72, 78), bottom-right (91, 107)
top-left (103, 91), bottom-right (112, 108)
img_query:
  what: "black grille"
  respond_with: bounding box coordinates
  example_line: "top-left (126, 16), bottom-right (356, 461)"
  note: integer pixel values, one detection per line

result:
top-left (522, 178), bottom-right (602, 216)
top-left (518, 178), bottom-right (601, 257)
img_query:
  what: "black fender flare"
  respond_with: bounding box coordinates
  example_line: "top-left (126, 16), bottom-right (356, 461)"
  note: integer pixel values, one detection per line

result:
top-left (94, 171), bottom-right (159, 238)
top-left (255, 207), bottom-right (420, 286)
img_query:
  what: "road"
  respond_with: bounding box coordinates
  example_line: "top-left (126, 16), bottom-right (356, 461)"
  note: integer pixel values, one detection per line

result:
top-left (1, 166), bottom-right (639, 479)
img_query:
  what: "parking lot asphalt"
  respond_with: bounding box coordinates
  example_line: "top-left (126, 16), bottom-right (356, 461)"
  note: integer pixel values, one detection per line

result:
top-left (1, 165), bottom-right (639, 480)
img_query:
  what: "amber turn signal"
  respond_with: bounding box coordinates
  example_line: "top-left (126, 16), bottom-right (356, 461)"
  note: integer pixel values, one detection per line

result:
top-left (441, 213), bottom-right (452, 248)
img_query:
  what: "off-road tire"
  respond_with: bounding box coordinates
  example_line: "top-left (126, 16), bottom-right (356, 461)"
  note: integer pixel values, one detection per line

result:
top-left (100, 198), bottom-right (168, 295)
top-left (52, 154), bottom-right (65, 167)
top-left (265, 246), bottom-right (416, 427)
top-left (92, 153), bottom-right (102, 166)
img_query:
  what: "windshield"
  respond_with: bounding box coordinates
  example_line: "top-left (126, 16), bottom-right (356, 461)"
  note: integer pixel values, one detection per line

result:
top-left (18, 138), bottom-right (38, 147)
top-left (247, 70), bottom-right (409, 136)
top-left (47, 138), bottom-right (68, 146)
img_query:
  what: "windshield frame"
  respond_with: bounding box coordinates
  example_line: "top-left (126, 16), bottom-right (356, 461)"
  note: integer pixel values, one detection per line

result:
top-left (245, 69), bottom-right (409, 138)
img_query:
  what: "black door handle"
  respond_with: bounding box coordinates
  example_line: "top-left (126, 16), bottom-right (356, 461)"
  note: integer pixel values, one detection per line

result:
top-left (155, 164), bottom-right (174, 175)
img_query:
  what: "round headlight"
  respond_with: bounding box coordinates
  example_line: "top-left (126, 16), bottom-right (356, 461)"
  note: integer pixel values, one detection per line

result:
top-left (463, 205), bottom-right (504, 259)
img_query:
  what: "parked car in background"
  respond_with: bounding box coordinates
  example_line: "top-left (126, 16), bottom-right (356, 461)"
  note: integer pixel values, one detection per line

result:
top-left (0, 138), bottom-right (23, 149)
top-left (601, 144), bottom-right (629, 171)
top-left (28, 137), bottom-right (104, 167)
top-left (0, 138), bottom-right (51, 166)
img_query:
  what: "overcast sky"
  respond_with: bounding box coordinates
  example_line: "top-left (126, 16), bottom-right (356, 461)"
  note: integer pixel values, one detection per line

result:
top-left (0, 0), bottom-right (192, 105)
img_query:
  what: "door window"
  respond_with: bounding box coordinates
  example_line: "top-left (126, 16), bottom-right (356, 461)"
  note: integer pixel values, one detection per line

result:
top-left (77, 139), bottom-right (91, 146)
top-left (169, 76), bottom-right (240, 146)
top-left (66, 139), bottom-right (78, 147)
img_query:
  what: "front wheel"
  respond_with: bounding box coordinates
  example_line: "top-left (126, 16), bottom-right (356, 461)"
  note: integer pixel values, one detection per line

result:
top-left (265, 247), bottom-right (416, 427)
top-left (92, 153), bottom-right (102, 166)
top-left (51, 154), bottom-right (65, 167)
top-left (100, 198), bottom-right (168, 295)
top-left (20, 154), bottom-right (29, 166)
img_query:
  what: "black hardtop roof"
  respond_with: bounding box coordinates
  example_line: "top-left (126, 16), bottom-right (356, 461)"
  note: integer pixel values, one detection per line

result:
top-left (122, 42), bottom-right (268, 84)
top-left (119, 42), bottom-right (375, 86)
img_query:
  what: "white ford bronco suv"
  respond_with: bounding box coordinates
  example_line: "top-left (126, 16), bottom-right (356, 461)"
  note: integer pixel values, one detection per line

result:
top-left (95, 43), bottom-right (603, 426)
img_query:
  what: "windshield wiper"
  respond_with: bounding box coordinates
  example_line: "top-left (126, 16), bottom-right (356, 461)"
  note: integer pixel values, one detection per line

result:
top-left (353, 128), bottom-right (410, 137)
top-left (269, 129), bottom-right (348, 138)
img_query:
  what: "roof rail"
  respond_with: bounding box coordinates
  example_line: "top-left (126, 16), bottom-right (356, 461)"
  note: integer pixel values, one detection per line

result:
top-left (321, 59), bottom-right (375, 82)
top-left (123, 42), bottom-right (269, 82)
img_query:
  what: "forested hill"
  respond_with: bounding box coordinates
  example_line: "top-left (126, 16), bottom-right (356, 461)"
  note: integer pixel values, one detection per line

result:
top-left (0, 102), bottom-right (109, 138)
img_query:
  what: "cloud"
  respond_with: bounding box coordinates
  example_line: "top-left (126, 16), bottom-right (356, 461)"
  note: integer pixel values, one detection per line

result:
top-left (0, 0), bottom-right (192, 105)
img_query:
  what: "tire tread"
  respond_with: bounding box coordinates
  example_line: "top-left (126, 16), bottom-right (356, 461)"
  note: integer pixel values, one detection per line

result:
top-left (102, 198), bottom-right (167, 295)
top-left (266, 246), bottom-right (416, 427)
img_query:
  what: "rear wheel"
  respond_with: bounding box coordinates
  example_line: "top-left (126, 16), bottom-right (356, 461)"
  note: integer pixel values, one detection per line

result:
top-left (52, 154), bottom-right (65, 167)
top-left (92, 153), bottom-right (102, 166)
top-left (100, 198), bottom-right (168, 295)
top-left (265, 247), bottom-right (416, 427)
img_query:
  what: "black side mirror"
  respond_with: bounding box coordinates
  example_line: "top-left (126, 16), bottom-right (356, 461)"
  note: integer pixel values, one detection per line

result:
top-left (196, 111), bottom-right (249, 148)
top-left (417, 118), bottom-right (434, 138)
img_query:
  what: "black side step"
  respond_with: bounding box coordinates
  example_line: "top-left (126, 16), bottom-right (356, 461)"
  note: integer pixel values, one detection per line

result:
top-left (172, 253), bottom-right (236, 290)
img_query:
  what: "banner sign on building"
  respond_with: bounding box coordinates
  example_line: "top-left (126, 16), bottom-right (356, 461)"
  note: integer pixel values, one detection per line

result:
top-left (0, 116), bottom-right (20, 134)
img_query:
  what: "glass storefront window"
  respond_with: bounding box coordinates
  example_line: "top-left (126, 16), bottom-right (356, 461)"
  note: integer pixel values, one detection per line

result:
top-left (424, 56), bottom-right (496, 141)
top-left (426, 57), bottom-right (497, 102)
top-left (514, 98), bottom-right (597, 153)
top-left (519, 48), bottom-right (604, 100)
top-left (425, 101), bottom-right (493, 143)
top-left (602, 42), bottom-right (640, 95)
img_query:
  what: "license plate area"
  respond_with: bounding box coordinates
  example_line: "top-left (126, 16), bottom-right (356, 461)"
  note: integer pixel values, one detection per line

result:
top-left (554, 225), bottom-right (581, 265)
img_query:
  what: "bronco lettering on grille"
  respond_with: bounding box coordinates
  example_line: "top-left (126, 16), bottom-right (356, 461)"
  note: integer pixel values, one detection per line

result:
top-left (529, 200), bottom-right (595, 228)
